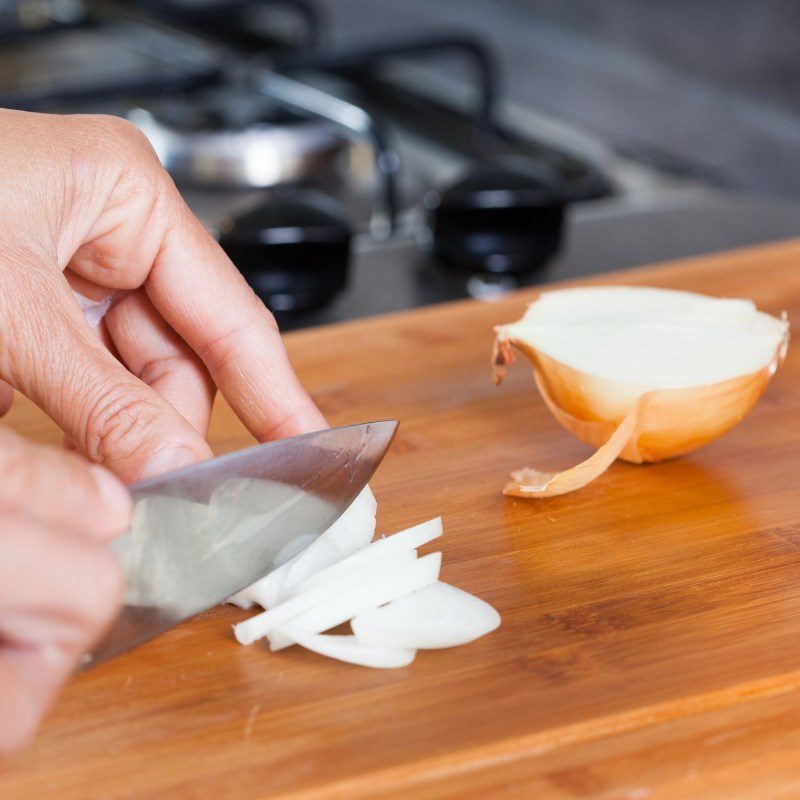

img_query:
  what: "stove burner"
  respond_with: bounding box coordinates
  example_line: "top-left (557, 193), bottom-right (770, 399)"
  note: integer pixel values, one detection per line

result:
top-left (426, 161), bottom-right (567, 275)
top-left (217, 191), bottom-right (352, 312)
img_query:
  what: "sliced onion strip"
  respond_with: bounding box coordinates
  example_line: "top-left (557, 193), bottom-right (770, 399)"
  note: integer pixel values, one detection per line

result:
top-left (268, 552), bottom-right (442, 651)
top-left (352, 581), bottom-right (501, 649)
top-left (229, 485), bottom-right (377, 609)
top-left (279, 626), bottom-right (416, 669)
top-left (233, 549), bottom-right (418, 646)
top-left (290, 517), bottom-right (443, 596)
top-left (230, 511), bottom-right (500, 668)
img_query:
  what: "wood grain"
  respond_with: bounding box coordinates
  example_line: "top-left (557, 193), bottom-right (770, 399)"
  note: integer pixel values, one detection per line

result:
top-left (2, 239), bottom-right (800, 799)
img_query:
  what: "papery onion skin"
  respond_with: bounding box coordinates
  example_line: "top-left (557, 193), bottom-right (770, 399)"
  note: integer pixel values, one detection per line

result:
top-left (507, 345), bottom-right (785, 463)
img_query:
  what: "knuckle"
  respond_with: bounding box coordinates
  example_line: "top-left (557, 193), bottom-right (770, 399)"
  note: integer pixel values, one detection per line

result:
top-left (83, 383), bottom-right (163, 467)
top-left (90, 114), bottom-right (152, 150)
top-left (196, 318), bottom-right (262, 368)
top-left (73, 115), bottom-right (162, 181)
top-left (136, 353), bottom-right (182, 387)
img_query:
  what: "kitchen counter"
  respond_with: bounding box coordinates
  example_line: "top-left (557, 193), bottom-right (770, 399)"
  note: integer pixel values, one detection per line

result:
top-left (2, 239), bottom-right (800, 798)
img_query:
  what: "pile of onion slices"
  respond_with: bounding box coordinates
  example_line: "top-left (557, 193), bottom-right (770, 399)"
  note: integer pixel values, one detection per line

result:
top-left (492, 286), bottom-right (789, 498)
top-left (229, 487), bottom-right (500, 668)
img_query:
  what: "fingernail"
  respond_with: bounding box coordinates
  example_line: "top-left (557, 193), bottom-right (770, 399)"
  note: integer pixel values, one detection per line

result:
top-left (89, 465), bottom-right (132, 518)
top-left (139, 446), bottom-right (199, 480)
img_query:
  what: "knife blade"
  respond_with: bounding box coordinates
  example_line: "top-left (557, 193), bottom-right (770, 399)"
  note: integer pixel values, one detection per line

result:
top-left (84, 420), bottom-right (398, 668)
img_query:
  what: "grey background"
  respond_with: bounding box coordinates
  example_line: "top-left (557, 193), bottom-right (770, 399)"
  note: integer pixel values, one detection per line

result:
top-left (323, 0), bottom-right (800, 196)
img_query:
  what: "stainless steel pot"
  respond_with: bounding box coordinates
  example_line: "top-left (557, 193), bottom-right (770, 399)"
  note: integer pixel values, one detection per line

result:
top-left (128, 106), bottom-right (346, 188)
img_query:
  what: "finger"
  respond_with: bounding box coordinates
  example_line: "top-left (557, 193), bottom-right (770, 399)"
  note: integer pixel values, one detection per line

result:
top-left (105, 290), bottom-right (216, 436)
top-left (0, 426), bottom-right (130, 539)
top-left (57, 125), bottom-right (324, 441)
top-left (145, 196), bottom-right (327, 441)
top-left (0, 515), bottom-right (122, 641)
top-left (64, 118), bottom-right (167, 291)
top-left (0, 380), bottom-right (13, 417)
top-left (96, 317), bottom-right (121, 361)
top-left (0, 517), bottom-right (122, 756)
top-left (0, 262), bottom-right (213, 483)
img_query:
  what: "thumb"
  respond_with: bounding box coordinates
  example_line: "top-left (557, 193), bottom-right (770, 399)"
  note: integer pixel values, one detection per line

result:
top-left (0, 264), bottom-right (212, 482)
top-left (0, 426), bottom-right (131, 538)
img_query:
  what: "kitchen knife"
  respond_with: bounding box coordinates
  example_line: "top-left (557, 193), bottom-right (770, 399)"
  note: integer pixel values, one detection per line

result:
top-left (84, 420), bottom-right (398, 668)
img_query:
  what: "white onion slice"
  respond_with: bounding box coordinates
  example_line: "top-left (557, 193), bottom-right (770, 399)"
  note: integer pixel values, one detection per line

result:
top-left (227, 591), bottom-right (257, 610)
top-left (351, 581), bottom-right (501, 649)
top-left (229, 485), bottom-right (376, 609)
top-left (233, 549), bottom-right (418, 646)
top-left (261, 485), bottom-right (376, 601)
top-left (290, 517), bottom-right (443, 596)
top-left (278, 626), bottom-right (416, 668)
top-left (228, 498), bottom-right (501, 668)
top-left (227, 533), bottom-right (319, 609)
top-left (268, 552), bottom-right (442, 651)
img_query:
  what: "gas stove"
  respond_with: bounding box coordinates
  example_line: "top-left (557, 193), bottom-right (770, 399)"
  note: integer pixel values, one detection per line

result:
top-left (2, 0), bottom-right (799, 329)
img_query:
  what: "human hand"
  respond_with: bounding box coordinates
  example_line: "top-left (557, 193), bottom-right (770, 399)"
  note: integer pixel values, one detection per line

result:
top-left (0, 109), bottom-right (326, 483)
top-left (0, 427), bottom-right (131, 756)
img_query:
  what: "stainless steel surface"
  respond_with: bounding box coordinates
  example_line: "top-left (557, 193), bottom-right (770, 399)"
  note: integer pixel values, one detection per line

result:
top-left (0, 19), bottom-right (220, 108)
top-left (5, 1), bottom-right (799, 327)
top-left (85, 420), bottom-right (398, 667)
top-left (270, 188), bottom-right (800, 330)
top-left (128, 105), bottom-right (346, 189)
top-left (254, 71), bottom-right (398, 236)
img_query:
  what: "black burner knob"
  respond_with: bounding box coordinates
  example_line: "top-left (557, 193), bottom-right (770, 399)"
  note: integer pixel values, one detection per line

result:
top-left (427, 162), bottom-right (567, 275)
top-left (218, 192), bottom-right (352, 312)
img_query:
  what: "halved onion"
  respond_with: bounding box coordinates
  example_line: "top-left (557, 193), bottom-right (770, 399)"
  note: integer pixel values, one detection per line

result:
top-left (352, 581), bottom-right (501, 649)
top-left (493, 286), bottom-right (789, 497)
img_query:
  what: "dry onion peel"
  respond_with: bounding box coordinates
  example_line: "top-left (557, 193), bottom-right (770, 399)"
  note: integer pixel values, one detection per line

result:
top-left (494, 286), bottom-right (789, 498)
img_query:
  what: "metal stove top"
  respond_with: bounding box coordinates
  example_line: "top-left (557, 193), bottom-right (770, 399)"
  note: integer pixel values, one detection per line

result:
top-left (1, 0), bottom-right (798, 329)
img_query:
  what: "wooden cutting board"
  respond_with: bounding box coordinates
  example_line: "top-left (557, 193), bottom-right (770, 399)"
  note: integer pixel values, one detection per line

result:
top-left (2, 240), bottom-right (800, 799)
